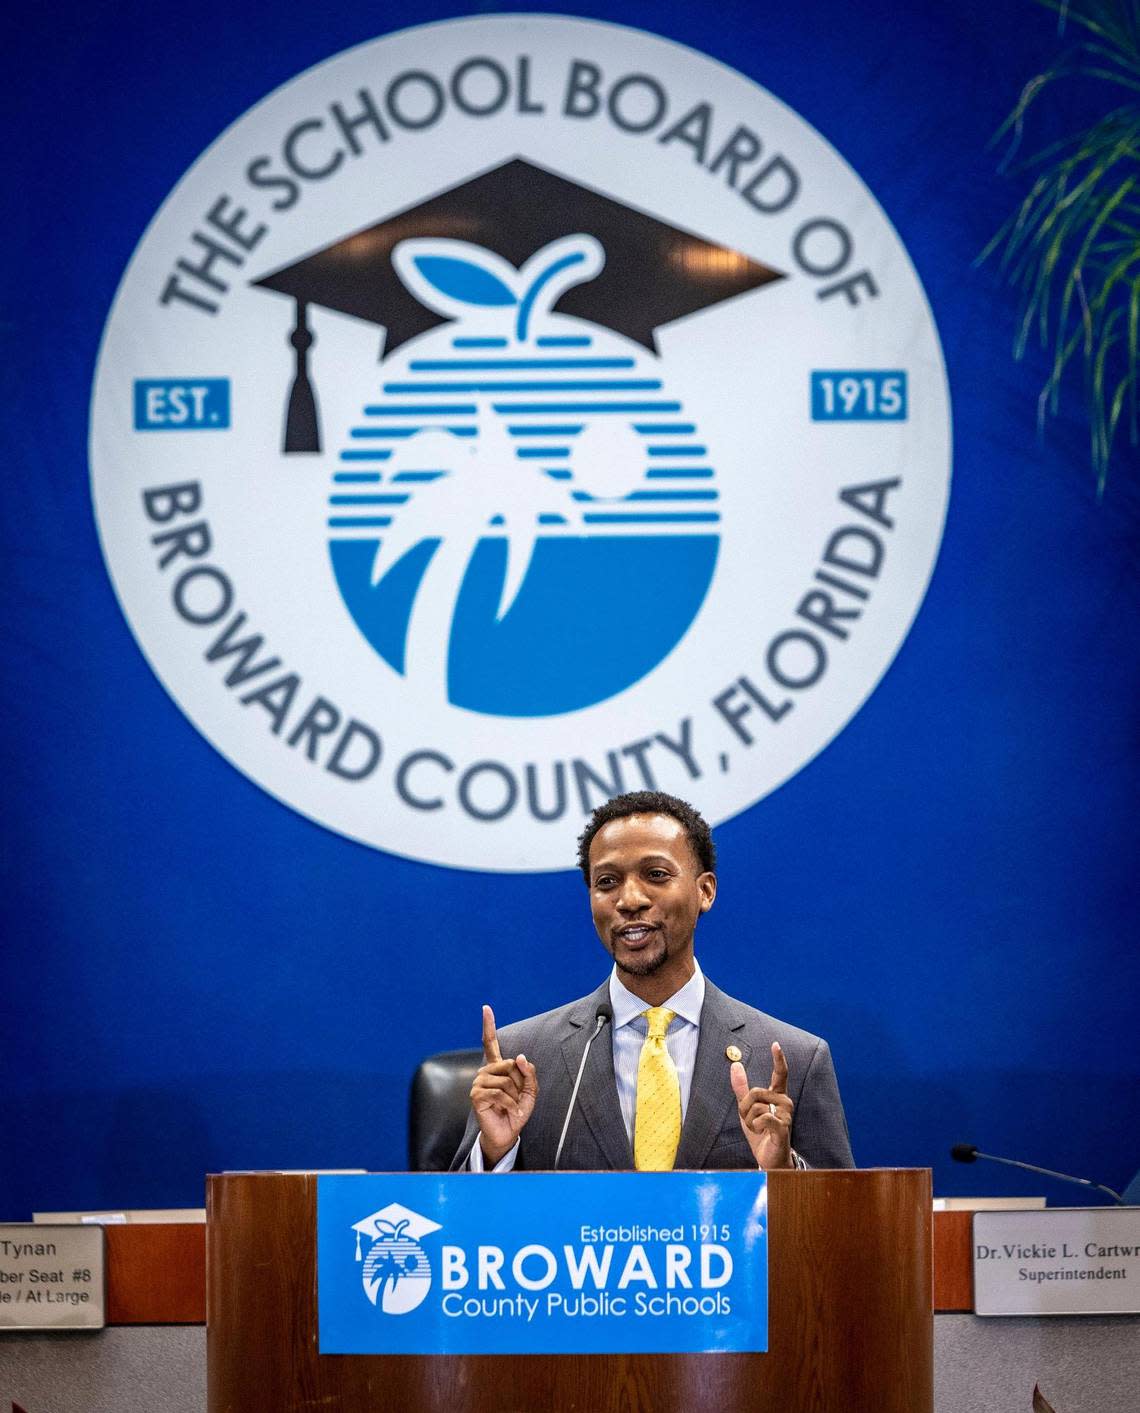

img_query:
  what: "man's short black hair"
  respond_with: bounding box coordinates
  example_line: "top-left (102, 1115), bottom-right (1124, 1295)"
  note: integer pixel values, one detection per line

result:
top-left (576, 791), bottom-right (716, 883)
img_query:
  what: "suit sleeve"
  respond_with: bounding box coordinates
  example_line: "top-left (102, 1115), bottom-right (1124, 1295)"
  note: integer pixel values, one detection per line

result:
top-left (449, 1108), bottom-right (482, 1171)
top-left (791, 1038), bottom-right (854, 1169)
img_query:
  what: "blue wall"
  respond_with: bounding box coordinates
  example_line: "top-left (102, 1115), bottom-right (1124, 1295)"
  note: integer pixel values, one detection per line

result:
top-left (3, 0), bottom-right (1138, 1217)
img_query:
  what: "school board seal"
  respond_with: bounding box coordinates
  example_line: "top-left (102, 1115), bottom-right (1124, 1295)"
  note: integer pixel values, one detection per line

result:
top-left (89, 14), bottom-right (951, 872)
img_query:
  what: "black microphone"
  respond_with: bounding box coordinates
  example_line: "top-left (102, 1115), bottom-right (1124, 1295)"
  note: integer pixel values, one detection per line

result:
top-left (950, 1143), bottom-right (1124, 1204)
top-left (553, 1003), bottom-right (613, 1170)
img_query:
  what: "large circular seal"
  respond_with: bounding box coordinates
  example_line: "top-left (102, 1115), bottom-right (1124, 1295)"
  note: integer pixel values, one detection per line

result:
top-left (90, 14), bottom-right (951, 871)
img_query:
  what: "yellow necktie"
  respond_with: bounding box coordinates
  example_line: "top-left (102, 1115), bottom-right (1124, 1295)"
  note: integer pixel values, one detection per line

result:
top-left (634, 1007), bottom-right (681, 1171)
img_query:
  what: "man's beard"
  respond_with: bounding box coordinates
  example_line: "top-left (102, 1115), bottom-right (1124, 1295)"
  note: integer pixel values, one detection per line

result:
top-left (613, 935), bottom-right (668, 976)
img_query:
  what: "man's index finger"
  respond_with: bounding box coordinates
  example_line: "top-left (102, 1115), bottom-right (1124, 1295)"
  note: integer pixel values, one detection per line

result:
top-left (482, 1004), bottom-right (502, 1063)
top-left (769, 1041), bottom-right (789, 1093)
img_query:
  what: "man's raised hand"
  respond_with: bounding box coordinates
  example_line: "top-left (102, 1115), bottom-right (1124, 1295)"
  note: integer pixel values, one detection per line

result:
top-left (469, 1004), bottom-right (538, 1166)
top-left (730, 1041), bottom-right (795, 1171)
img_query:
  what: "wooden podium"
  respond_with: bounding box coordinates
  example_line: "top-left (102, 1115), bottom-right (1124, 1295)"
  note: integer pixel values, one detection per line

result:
top-left (207, 1168), bottom-right (932, 1412)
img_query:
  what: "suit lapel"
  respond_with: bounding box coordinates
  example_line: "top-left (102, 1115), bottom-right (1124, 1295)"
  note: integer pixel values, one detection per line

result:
top-left (673, 979), bottom-right (751, 1170)
top-left (560, 981), bottom-right (632, 1170)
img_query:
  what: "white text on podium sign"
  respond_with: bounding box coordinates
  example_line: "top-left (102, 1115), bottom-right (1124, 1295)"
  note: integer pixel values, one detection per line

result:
top-left (0, 1225), bottom-right (105, 1330)
top-left (973, 1208), bottom-right (1140, 1316)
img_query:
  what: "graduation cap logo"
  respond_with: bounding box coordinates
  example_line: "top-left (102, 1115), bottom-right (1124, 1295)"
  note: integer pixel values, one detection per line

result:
top-left (251, 159), bottom-right (784, 717)
top-left (352, 1202), bottom-right (441, 1315)
top-left (254, 158), bottom-right (782, 454)
top-left (87, 17), bottom-right (953, 870)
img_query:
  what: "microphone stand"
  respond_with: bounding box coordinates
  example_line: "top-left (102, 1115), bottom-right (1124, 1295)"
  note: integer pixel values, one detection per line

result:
top-left (951, 1145), bottom-right (1123, 1204)
top-left (554, 1010), bottom-right (611, 1170)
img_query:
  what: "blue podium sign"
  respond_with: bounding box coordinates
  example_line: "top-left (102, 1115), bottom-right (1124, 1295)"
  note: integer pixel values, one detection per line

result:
top-left (317, 1172), bottom-right (768, 1355)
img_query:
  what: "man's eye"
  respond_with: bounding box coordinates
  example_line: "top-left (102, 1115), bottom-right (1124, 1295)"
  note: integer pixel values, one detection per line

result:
top-left (647, 869), bottom-right (669, 880)
top-left (595, 876), bottom-right (616, 889)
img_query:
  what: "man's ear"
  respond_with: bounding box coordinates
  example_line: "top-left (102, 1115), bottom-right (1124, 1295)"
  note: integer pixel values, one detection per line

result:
top-left (698, 872), bottom-right (717, 912)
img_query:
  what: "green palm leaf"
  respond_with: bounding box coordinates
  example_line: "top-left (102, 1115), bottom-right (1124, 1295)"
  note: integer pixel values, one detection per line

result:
top-left (984, 0), bottom-right (1140, 493)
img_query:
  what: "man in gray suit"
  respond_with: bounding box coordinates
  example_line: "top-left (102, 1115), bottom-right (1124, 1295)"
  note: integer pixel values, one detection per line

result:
top-left (454, 791), bottom-right (853, 1173)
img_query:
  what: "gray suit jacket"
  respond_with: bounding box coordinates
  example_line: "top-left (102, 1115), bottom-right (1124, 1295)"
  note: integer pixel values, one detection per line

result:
top-left (451, 976), bottom-right (854, 1171)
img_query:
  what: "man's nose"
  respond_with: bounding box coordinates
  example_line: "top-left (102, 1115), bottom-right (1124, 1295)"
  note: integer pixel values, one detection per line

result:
top-left (616, 880), bottom-right (650, 912)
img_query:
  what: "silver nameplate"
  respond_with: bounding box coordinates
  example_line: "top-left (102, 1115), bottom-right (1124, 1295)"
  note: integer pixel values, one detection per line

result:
top-left (0, 1224), bottom-right (106, 1330)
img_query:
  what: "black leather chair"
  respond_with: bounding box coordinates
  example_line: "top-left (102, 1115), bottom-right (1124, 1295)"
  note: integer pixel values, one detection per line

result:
top-left (408, 1048), bottom-right (482, 1170)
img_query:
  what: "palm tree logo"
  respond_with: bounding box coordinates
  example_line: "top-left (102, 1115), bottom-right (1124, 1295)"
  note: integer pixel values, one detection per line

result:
top-left (353, 1203), bottom-right (440, 1316)
top-left (361, 1216), bottom-right (432, 1314)
top-left (326, 231), bottom-right (721, 715)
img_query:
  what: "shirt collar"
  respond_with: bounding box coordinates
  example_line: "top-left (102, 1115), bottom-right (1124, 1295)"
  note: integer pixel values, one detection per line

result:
top-left (608, 958), bottom-right (705, 1029)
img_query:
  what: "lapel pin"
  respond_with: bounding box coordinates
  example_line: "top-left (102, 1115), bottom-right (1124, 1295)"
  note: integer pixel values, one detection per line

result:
top-left (725, 1045), bottom-right (743, 1063)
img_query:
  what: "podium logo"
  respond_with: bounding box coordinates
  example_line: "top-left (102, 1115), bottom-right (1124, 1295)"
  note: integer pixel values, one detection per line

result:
top-left (353, 1203), bottom-right (441, 1315)
top-left (88, 15), bottom-right (951, 871)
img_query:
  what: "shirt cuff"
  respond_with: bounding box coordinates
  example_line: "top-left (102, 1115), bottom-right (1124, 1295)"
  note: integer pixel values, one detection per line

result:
top-left (467, 1138), bottom-right (520, 1173)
